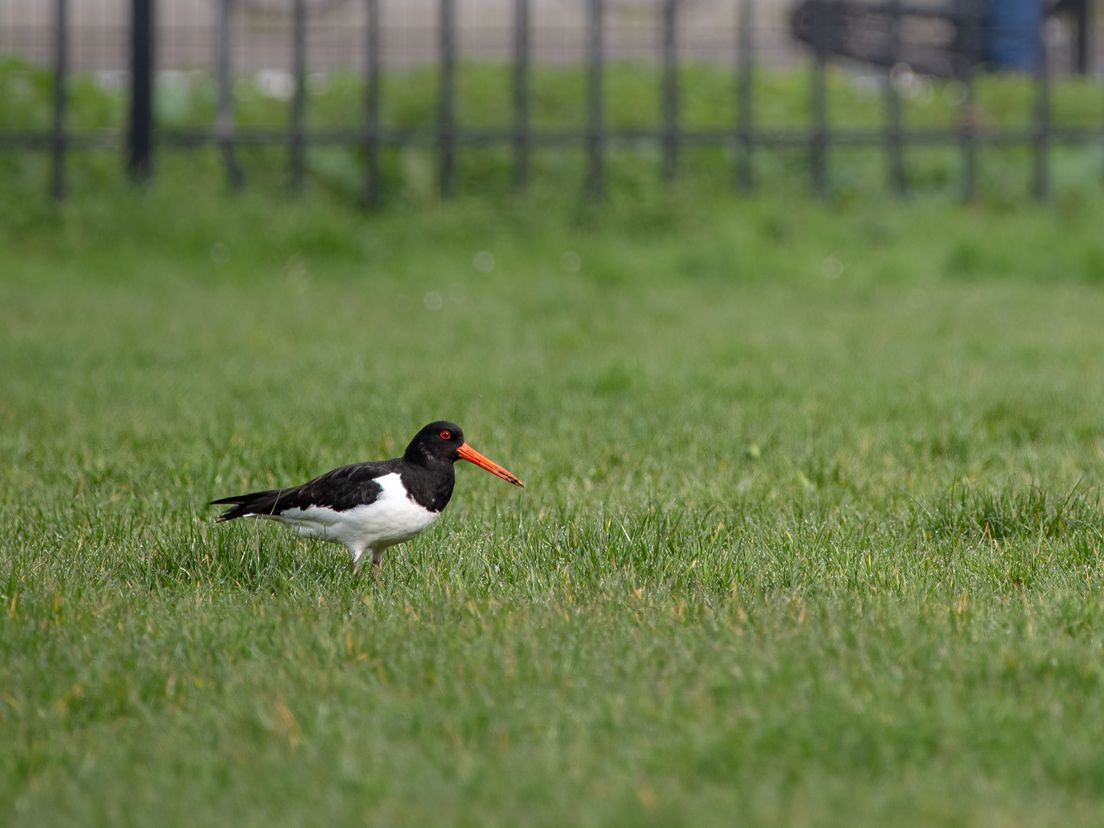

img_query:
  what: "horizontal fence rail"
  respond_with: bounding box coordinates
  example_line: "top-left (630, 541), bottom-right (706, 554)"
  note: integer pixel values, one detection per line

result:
top-left (0, 0), bottom-right (1102, 203)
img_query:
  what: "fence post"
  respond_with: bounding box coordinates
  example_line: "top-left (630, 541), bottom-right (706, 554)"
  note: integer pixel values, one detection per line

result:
top-left (660, 0), bottom-right (679, 182)
top-left (128, 0), bottom-right (154, 181)
top-left (438, 0), bottom-right (456, 198)
top-left (883, 0), bottom-right (906, 196)
top-left (216, 0), bottom-right (243, 190)
top-left (363, 0), bottom-right (382, 207)
top-left (585, 0), bottom-right (605, 199)
top-left (1031, 18), bottom-right (1050, 201)
top-left (290, 0), bottom-right (306, 194)
top-left (51, 0), bottom-right (68, 200)
top-left (956, 0), bottom-right (978, 202)
top-left (1071, 0), bottom-right (1090, 75)
top-left (512, 0), bottom-right (530, 192)
top-left (734, 0), bottom-right (753, 190)
top-left (809, 0), bottom-right (829, 198)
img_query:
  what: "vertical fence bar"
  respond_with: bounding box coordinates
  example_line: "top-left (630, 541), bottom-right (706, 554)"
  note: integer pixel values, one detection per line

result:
top-left (216, 0), bottom-right (243, 190)
top-left (50, 0), bottom-right (68, 200)
top-left (809, 0), bottom-right (829, 198)
top-left (883, 0), bottom-right (906, 196)
top-left (735, 0), bottom-right (753, 190)
top-left (290, 0), bottom-right (306, 194)
top-left (1031, 19), bottom-right (1050, 201)
top-left (512, 0), bottom-right (530, 192)
top-left (128, 0), bottom-right (154, 181)
top-left (438, 0), bottom-right (456, 197)
top-left (585, 0), bottom-right (605, 199)
top-left (956, 0), bottom-right (977, 202)
top-left (363, 0), bottom-right (381, 207)
top-left (1071, 0), bottom-right (1089, 75)
top-left (660, 0), bottom-right (679, 181)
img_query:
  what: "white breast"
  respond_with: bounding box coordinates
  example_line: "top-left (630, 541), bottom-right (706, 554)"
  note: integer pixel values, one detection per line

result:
top-left (273, 472), bottom-right (441, 554)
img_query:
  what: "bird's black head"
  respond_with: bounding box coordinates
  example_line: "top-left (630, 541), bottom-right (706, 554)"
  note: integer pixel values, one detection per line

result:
top-left (403, 421), bottom-right (524, 487)
top-left (405, 420), bottom-right (466, 464)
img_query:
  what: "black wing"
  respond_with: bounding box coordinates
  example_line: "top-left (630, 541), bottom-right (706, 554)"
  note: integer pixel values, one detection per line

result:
top-left (210, 459), bottom-right (400, 521)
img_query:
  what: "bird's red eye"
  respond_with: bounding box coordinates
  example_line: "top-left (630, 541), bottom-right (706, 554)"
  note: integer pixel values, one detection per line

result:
top-left (439, 430), bottom-right (452, 440)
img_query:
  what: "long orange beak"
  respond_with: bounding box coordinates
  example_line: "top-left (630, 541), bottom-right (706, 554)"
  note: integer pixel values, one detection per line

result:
top-left (457, 443), bottom-right (524, 487)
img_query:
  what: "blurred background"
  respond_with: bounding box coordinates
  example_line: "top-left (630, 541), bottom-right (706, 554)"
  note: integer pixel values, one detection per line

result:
top-left (1, 0), bottom-right (1101, 202)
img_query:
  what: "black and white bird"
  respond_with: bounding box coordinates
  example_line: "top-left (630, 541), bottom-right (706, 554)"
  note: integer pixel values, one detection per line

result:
top-left (210, 421), bottom-right (523, 576)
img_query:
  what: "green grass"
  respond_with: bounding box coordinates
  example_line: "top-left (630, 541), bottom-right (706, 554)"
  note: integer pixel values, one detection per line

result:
top-left (3, 158), bottom-right (1104, 827)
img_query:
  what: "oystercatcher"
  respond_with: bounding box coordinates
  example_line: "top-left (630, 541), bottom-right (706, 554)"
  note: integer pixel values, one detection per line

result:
top-left (210, 421), bottom-right (523, 576)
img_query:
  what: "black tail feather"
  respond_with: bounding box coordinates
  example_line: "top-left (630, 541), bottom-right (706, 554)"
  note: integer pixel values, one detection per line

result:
top-left (209, 489), bottom-right (281, 522)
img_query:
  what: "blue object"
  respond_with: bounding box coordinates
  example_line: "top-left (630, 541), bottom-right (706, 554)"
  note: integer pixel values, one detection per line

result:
top-left (983, 0), bottom-right (1042, 71)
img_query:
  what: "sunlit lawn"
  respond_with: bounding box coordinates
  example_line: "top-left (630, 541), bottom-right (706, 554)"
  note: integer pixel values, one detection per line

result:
top-left (2, 161), bottom-right (1104, 826)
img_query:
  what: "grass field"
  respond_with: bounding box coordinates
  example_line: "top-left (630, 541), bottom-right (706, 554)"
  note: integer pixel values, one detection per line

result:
top-left (2, 166), bottom-right (1104, 827)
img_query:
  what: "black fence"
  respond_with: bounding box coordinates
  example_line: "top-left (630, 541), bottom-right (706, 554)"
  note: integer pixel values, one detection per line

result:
top-left (0, 0), bottom-right (1101, 204)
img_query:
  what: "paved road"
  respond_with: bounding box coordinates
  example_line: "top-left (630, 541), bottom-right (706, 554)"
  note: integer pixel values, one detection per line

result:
top-left (0, 0), bottom-right (803, 71)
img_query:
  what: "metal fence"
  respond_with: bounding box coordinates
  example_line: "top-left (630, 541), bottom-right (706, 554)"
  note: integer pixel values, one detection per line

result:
top-left (0, 0), bottom-right (1102, 204)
